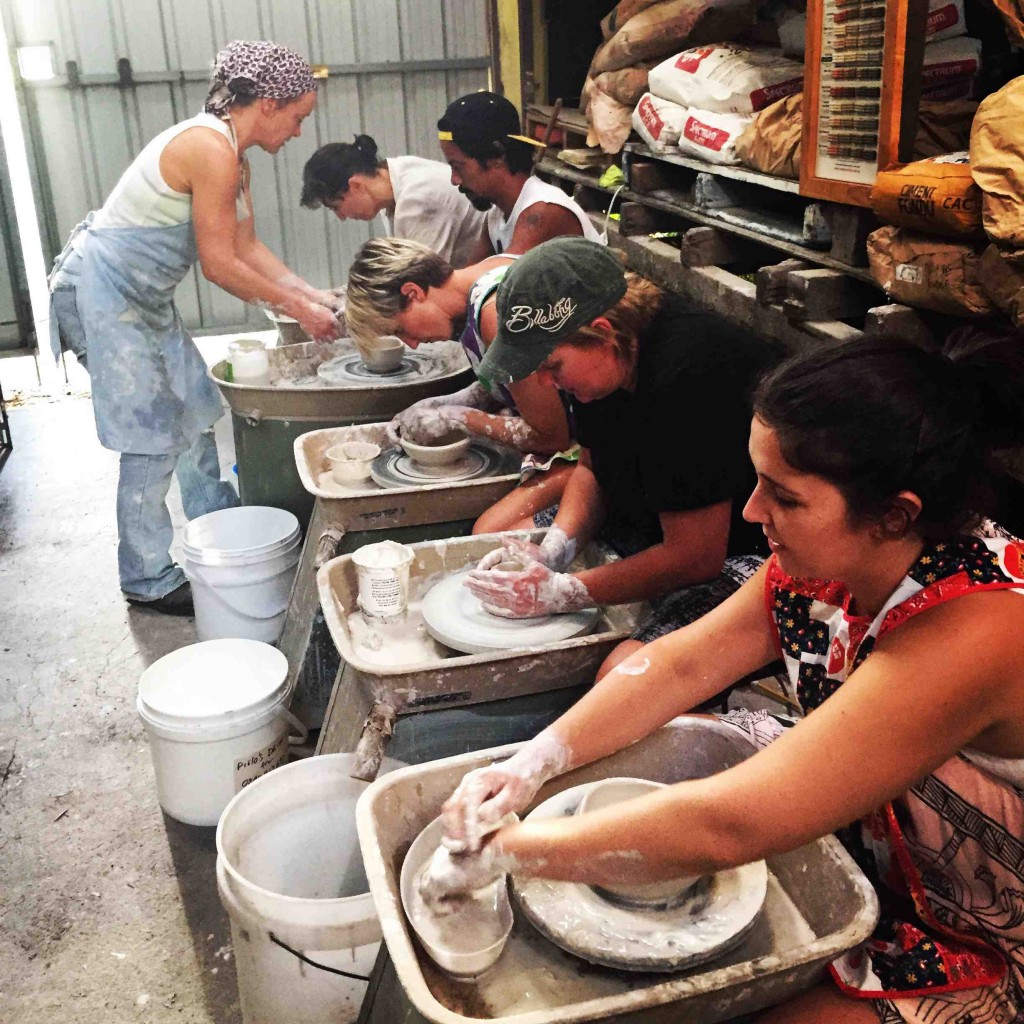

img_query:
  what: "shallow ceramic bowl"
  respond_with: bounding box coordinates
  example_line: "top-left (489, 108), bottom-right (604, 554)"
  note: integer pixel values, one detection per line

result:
top-left (400, 817), bottom-right (514, 977)
top-left (360, 337), bottom-right (406, 373)
top-left (578, 777), bottom-right (701, 908)
top-left (326, 441), bottom-right (381, 484)
top-left (400, 427), bottom-right (471, 467)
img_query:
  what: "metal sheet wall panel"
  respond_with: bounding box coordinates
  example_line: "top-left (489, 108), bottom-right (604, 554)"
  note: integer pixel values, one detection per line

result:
top-left (10, 0), bottom-right (490, 331)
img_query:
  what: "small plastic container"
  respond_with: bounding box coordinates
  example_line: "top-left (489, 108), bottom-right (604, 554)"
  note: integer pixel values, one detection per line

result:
top-left (227, 338), bottom-right (270, 382)
top-left (351, 540), bottom-right (415, 619)
top-left (326, 441), bottom-right (381, 484)
top-left (399, 427), bottom-right (471, 467)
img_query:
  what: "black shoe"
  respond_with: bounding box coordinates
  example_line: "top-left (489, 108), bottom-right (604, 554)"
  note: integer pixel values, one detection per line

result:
top-left (126, 581), bottom-right (194, 616)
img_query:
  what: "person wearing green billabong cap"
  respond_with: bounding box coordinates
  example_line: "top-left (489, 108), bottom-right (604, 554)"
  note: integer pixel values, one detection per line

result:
top-left (465, 236), bottom-right (779, 677)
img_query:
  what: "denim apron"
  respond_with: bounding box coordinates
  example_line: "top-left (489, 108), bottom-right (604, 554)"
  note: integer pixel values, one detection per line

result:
top-left (48, 214), bottom-right (223, 457)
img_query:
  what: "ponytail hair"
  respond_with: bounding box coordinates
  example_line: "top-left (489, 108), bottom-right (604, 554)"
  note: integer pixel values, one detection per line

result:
top-left (300, 134), bottom-right (385, 209)
top-left (753, 332), bottom-right (1024, 538)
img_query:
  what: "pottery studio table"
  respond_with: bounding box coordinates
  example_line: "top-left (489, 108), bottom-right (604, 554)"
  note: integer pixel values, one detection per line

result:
top-left (354, 719), bottom-right (879, 1024)
top-left (208, 339), bottom-right (473, 526)
top-left (315, 533), bottom-right (648, 777)
top-left (280, 422), bottom-right (525, 732)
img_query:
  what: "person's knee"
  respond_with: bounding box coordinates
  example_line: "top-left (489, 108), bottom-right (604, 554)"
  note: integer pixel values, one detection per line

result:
top-left (473, 505), bottom-right (535, 535)
top-left (596, 639), bottom-right (645, 681)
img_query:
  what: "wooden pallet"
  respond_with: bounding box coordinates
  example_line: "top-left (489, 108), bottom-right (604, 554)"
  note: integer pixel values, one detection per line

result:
top-left (539, 152), bottom-right (880, 278)
top-left (600, 216), bottom-right (940, 355)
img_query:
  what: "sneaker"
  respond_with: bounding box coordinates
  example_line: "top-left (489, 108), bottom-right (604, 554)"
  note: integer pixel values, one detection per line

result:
top-left (126, 581), bottom-right (194, 616)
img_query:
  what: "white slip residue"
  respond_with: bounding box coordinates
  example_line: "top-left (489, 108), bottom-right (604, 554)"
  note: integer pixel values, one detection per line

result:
top-left (408, 863), bottom-right (508, 954)
top-left (347, 602), bottom-right (446, 666)
top-left (613, 656), bottom-right (651, 677)
top-left (240, 338), bottom-right (469, 391)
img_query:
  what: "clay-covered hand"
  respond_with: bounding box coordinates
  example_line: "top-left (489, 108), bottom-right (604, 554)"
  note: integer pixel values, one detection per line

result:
top-left (474, 526), bottom-right (577, 575)
top-left (296, 300), bottom-right (342, 342)
top-left (385, 383), bottom-right (494, 447)
top-left (464, 561), bottom-right (592, 618)
top-left (308, 288), bottom-right (346, 314)
top-left (441, 734), bottom-right (571, 854)
top-left (417, 840), bottom-right (513, 907)
top-left (395, 404), bottom-right (472, 445)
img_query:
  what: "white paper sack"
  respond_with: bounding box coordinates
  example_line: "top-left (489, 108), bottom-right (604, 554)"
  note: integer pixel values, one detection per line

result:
top-left (632, 92), bottom-right (688, 152)
top-left (926, 0), bottom-right (967, 43)
top-left (676, 107), bottom-right (753, 165)
top-left (922, 36), bottom-right (982, 86)
top-left (649, 44), bottom-right (803, 117)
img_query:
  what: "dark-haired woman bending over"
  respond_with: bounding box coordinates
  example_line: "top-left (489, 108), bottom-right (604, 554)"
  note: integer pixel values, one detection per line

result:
top-left (301, 134), bottom-right (489, 267)
top-left (428, 331), bottom-right (1024, 1024)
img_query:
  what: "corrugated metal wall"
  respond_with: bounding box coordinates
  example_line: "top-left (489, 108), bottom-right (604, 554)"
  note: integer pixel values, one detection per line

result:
top-left (5, 0), bottom-right (490, 331)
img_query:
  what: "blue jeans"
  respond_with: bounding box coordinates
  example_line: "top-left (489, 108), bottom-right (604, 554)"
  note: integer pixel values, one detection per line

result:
top-left (117, 430), bottom-right (239, 601)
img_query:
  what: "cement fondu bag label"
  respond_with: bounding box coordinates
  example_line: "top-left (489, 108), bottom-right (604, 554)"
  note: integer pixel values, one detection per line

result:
top-left (870, 151), bottom-right (983, 238)
top-left (676, 107), bottom-right (753, 165)
top-left (234, 730), bottom-right (288, 793)
top-left (649, 44), bottom-right (803, 117)
top-left (632, 92), bottom-right (688, 152)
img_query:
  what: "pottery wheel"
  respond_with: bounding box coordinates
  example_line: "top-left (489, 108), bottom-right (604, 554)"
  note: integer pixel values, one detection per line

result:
top-left (421, 570), bottom-right (599, 655)
top-left (511, 784), bottom-right (768, 973)
top-left (370, 442), bottom-right (520, 489)
top-left (317, 352), bottom-right (423, 384)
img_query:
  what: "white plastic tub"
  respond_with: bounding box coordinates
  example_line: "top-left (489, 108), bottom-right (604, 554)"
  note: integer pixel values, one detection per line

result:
top-left (183, 506), bottom-right (301, 643)
top-left (136, 639), bottom-right (304, 825)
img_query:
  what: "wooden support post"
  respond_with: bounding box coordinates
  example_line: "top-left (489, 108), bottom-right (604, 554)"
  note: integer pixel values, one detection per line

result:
top-left (627, 159), bottom-right (675, 194)
top-left (864, 303), bottom-right (938, 351)
top-left (755, 259), bottom-right (812, 306)
top-left (619, 201), bottom-right (677, 237)
top-left (679, 226), bottom-right (746, 268)
top-left (783, 269), bottom-right (879, 321)
top-left (825, 204), bottom-right (876, 267)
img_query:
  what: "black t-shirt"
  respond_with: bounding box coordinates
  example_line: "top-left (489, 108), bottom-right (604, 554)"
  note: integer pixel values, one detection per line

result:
top-left (571, 293), bottom-right (777, 557)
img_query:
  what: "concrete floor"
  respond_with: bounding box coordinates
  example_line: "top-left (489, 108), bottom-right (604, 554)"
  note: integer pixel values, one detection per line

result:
top-left (1, 341), bottom-right (250, 1023)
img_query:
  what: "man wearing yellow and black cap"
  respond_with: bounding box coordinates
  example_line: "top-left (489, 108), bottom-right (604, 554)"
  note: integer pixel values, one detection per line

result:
top-left (438, 91), bottom-right (604, 258)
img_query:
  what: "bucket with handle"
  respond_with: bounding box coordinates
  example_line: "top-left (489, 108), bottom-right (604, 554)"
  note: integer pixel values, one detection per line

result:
top-left (216, 754), bottom-right (405, 1024)
top-left (136, 639), bottom-right (306, 825)
top-left (182, 506), bottom-right (301, 643)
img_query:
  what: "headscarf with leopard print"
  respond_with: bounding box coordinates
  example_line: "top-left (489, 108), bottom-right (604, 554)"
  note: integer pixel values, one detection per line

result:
top-left (205, 40), bottom-right (316, 116)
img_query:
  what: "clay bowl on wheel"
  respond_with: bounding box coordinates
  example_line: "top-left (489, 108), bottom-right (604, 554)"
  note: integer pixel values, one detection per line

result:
top-left (400, 427), bottom-right (471, 468)
top-left (577, 777), bottom-right (701, 909)
top-left (360, 336), bottom-right (406, 373)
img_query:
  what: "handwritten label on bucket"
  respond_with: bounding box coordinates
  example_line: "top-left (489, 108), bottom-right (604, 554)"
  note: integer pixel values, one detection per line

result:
top-left (235, 731), bottom-right (288, 792)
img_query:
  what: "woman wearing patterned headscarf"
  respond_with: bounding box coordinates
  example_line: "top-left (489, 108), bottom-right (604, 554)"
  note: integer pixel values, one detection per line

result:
top-left (48, 40), bottom-right (336, 616)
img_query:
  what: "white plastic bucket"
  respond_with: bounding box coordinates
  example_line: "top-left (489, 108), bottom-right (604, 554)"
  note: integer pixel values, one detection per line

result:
top-left (137, 639), bottom-right (306, 825)
top-left (216, 754), bottom-right (404, 1024)
top-left (182, 506), bottom-right (301, 643)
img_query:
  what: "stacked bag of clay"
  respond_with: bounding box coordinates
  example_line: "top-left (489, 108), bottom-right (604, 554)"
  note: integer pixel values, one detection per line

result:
top-left (862, 7), bottom-right (1020, 322)
top-left (633, 42), bottom-right (804, 166)
top-left (582, 0), bottom-right (762, 153)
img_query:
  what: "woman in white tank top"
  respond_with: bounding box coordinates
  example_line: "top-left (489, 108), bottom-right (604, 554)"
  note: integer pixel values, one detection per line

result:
top-left (48, 41), bottom-right (339, 615)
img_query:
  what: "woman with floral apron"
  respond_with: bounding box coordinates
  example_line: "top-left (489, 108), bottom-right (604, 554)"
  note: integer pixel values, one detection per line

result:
top-left (423, 331), bottom-right (1024, 1024)
top-left (48, 41), bottom-right (340, 615)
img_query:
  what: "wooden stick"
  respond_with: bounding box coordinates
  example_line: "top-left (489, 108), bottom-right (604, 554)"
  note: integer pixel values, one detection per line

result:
top-left (533, 98), bottom-right (563, 167)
